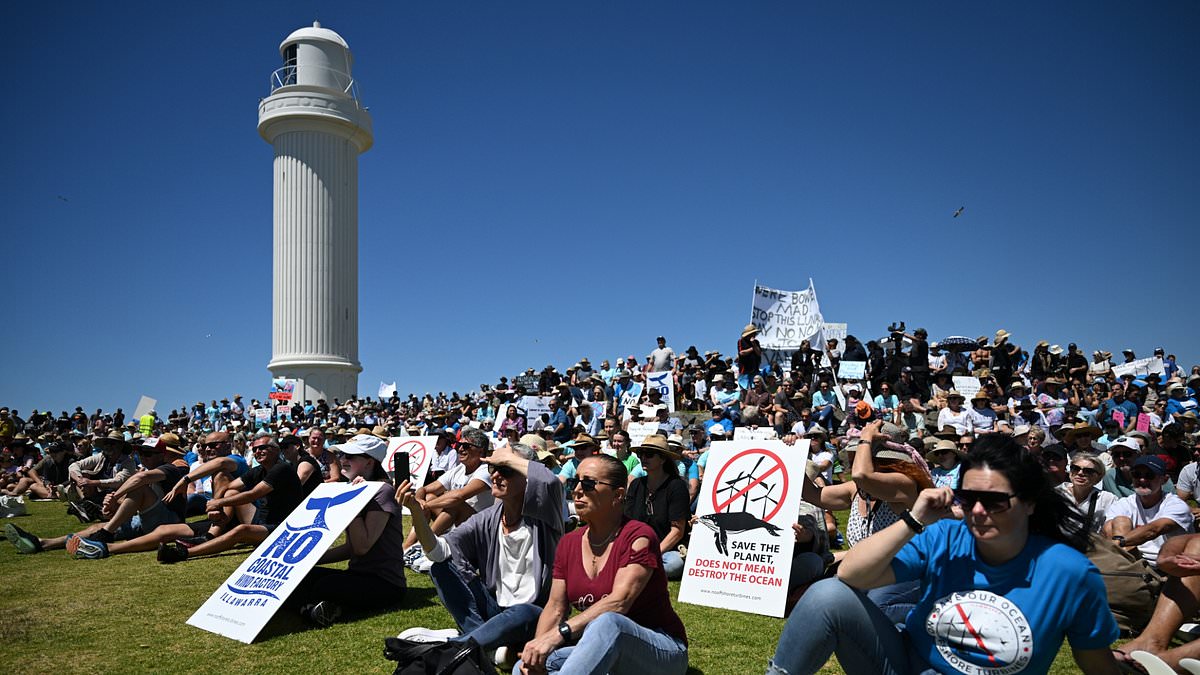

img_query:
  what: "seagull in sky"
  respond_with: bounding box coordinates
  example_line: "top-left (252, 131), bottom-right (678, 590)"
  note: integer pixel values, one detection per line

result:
top-left (57, 195), bottom-right (69, 202)
top-left (953, 206), bottom-right (964, 218)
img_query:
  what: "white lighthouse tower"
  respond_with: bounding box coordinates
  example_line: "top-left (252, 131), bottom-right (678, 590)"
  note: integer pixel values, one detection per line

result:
top-left (258, 22), bottom-right (372, 405)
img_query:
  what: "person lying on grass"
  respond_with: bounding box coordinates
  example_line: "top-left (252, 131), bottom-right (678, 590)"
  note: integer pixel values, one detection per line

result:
top-left (5, 437), bottom-right (190, 558)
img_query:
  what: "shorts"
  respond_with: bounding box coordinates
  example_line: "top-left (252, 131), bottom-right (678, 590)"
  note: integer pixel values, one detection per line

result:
top-left (115, 500), bottom-right (183, 540)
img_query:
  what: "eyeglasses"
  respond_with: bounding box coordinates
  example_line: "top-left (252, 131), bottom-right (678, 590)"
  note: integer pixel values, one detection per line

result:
top-left (636, 450), bottom-right (660, 460)
top-left (202, 442), bottom-right (228, 449)
top-left (953, 489), bottom-right (1016, 513)
top-left (456, 442), bottom-right (478, 451)
top-left (491, 465), bottom-right (516, 478)
top-left (1069, 465), bottom-right (1100, 478)
top-left (577, 477), bottom-right (619, 492)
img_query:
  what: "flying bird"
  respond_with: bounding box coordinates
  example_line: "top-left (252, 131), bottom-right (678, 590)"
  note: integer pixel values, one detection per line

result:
top-left (953, 206), bottom-right (964, 218)
top-left (57, 195), bottom-right (69, 202)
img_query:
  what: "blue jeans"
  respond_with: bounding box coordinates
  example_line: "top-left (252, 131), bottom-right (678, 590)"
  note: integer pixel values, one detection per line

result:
top-left (866, 579), bottom-right (920, 625)
top-left (814, 404), bottom-right (836, 430)
top-left (430, 560), bottom-right (542, 651)
top-left (514, 612), bottom-right (688, 675)
top-left (662, 551), bottom-right (684, 580)
top-left (766, 578), bottom-right (935, 675)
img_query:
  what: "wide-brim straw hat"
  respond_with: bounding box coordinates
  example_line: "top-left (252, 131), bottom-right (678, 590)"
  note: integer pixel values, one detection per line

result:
top-left (634, 434), bottom-right (681, 460)
top-left (742, 324), bottom-right (759, 338)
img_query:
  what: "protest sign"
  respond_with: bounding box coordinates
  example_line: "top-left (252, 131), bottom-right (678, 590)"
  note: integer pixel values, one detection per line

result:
top-left (275, 404), bottom-right (292, 419)
top-left (253, 408), bottom-right (272, 423)
top-left (823, 322), bottom-right (847, 344)
top-left (378, 381), bottom-right (397, 399)
top-left (591, 401), bottom-right (607, 420)
top-left (188, 481), bottom-right (381, 643)
top-left (618, 383), bottom-right (644, 412)
top-left (751, 282), bottom-right (824, 349)
top-left (627, 422), bottom-right (660, 449)
top-left (733, 427), bottom-right (779, 441)
top-left (679, 440), bottom-right (810, 617)
top-left (1112, 357), bottom-right (1165, 380)
top-left (385, 436), bottom-right (436, 513)
top-left (269, 378), bottom-right (296, 402)
top-left (514, 374), bottom-right (540, 392)
top-left (837, 361), bottom-right (866, 380)
top-left (647, 371), bottom-right (676, 412)
top-left (952, 376), bottom-right (982, 400)
top-left (519, 395), bottom-right (553, 427)
top-left (133, 395), bottom-right (157, 420)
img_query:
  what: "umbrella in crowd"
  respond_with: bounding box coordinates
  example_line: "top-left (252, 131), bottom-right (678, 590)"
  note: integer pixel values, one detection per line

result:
top-left (936, 336), bottom-right (978, 352)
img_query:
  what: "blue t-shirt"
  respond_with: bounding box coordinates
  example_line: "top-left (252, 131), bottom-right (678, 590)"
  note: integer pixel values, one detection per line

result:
top-left (891, 520), bottom-right (1118, 674)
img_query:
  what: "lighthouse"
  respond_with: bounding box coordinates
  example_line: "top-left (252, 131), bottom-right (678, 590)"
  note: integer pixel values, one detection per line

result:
top-left (258, 22), bottom-right (372, 405)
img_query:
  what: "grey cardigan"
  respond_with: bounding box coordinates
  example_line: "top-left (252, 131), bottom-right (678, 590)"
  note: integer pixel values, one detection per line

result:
top-left (440, 461), bottom-right (565, 606)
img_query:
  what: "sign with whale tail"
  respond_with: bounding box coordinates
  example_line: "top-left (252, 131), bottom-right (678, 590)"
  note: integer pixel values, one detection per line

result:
top-left (187, 481), bottom-right (382, 642)
top-left (678, 440), bottom-right (809, 617)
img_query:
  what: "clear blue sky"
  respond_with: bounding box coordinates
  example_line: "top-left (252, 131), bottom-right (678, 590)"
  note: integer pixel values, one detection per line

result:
top-left (3, 1), bottom-right (1197, 415)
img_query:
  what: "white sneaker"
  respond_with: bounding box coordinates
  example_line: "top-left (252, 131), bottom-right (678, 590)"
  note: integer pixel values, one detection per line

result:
top-left (493, 646), bottom-right (516, 669)
top-left (397, 626), bottom-right (460, 643)
top-left (413, 555), bottom-right (434, 574)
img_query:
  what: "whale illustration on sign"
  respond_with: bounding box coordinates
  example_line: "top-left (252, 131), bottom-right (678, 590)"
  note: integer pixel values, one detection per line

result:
top-left (698, 512), bottom-right (783, 556)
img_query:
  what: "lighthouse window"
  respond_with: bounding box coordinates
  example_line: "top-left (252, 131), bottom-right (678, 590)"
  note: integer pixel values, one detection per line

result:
top-left (283, 44), bottom-right (298, 85)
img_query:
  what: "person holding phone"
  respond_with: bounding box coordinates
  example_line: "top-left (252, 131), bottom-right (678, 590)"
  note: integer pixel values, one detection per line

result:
top-left (395, 442), bottom-right (564, 665)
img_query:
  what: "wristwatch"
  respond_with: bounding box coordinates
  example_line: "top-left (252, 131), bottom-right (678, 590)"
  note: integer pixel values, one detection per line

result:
top-left (557, 621), bottom-right (572, 641)
top-left (1112, 535), bottom-right (1127, 546)
top-left (899, 510), bottom-right (925, 534)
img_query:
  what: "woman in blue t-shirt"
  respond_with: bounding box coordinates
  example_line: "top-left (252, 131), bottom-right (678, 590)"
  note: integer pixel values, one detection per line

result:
top-left (766, 435), bottom-right (1122, 674)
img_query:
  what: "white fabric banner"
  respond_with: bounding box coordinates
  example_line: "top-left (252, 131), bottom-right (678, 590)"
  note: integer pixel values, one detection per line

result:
top-left (678, 440), bottom-right (810, 617)
top-left (751, 282), bottom-right (824, 349)
top-left (646, 371), bottom-right (676, 413)
top-left (1112, 357), bottom-right (1165, 379)
top-left (188, 481), bottom-right (382, 643)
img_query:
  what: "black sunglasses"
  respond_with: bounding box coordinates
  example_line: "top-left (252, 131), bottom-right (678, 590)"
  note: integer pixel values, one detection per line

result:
top-left (577, 477), bottom-right (619, 492)
top-left (635, 450), bottom-right (661, 460)
top-left (491, 465), bottom-right (516, 478)
top-left (202, 442), bottom-right (228, 449)
top-left (953, 489), bottom-right (1016, 513)
top-left (1069, 465), bottom-right (1100, 477)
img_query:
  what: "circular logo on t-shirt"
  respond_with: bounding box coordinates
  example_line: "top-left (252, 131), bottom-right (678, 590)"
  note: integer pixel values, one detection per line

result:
top-left (925, 590), bottom-right (1033, 674)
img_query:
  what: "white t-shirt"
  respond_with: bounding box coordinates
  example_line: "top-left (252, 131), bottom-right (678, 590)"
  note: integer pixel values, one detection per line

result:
top-left (1057, 483), bottom-right (1117, 533)
top-left (496, 520), bottom-right (537, 607)
top-left (811, 450), bottom-right (835, 483)
top-left (1105, 492), bottom-right (1194, 565)
top-left (937, 407), bottom-right (971, 435)
top-left (1177, 463), bottom-right (1200, 498)
top-left (437, 462), bottom-right (495, 512)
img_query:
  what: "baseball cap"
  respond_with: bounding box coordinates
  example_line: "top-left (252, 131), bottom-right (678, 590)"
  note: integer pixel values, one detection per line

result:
top-left (330, 434), bottom-right (388, 463)
top-left (1132, 455), bottom-right (1167, 476)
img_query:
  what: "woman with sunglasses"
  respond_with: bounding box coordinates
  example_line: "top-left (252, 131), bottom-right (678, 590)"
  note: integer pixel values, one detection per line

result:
top-left (766, 435), bottom-right (1121, 675)
top-left (515, 453), bottom-right (688, 675)
top-left (623, 435), bottom-right (689, 580)
top-left (1058, 451), bottom-right (1116, 532)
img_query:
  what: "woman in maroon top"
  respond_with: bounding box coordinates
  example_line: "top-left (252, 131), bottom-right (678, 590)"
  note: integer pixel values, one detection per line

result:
top-left (514, 454), bottom-right (687, 675)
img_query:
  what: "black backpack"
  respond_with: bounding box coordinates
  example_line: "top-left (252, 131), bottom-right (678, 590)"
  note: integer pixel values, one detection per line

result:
top-left (383, 636), bottom-right (488, 675)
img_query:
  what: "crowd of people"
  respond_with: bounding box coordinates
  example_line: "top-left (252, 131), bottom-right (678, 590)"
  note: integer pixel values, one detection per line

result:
top-left (4, 326), bottom-right (1200, 674)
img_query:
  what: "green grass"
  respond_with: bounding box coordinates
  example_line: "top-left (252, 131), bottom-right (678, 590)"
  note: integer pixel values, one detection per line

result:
top-left (0, 501), bottom-right (1086, 674)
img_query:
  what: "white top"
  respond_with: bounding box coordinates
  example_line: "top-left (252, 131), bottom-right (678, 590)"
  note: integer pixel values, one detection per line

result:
top-left (937, 407), bottom-right (971, 435)
top-left (437, 462), bottom-right (495, 512)
top-left (1056, 482), bottom-right (1117, 533)
top-left (496, 520), bottom-right (537, 607)
top-left (1105, 492), bottom-right (1194, 565)
top-left (1178, 463), bottom-right (1200, 499)
top-left (811, 450), bottom-right (835, 483)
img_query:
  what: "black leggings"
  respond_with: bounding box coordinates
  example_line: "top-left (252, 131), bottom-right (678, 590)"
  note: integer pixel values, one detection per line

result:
top-left (286, 567), bottom-right (406, 614)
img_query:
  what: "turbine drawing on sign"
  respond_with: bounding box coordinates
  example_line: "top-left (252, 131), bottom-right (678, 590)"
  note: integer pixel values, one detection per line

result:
top-left (750, 483), bottom-right (779, 519)
top-left (715, 455), bottom-right (765, 512)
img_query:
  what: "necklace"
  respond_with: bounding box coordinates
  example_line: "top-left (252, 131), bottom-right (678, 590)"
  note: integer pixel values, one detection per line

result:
top-left (585, 526), bottom-right (619, 575)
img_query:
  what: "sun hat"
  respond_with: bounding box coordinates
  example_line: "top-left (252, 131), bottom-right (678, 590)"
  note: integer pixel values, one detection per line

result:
top-left (634, 434), bottom-right (681, 460)
top-left (742, 324), bottom-right (759, 338)
top-left (924, 438), bottom-right (963, 462)
top-left (330, 434), bottom-right (388, 463)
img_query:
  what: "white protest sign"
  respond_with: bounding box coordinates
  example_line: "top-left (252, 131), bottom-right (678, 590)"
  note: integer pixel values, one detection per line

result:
top-left (591, 401), bottom-right (607, 420)
top-left (1112, 357), bottom-right (1165, 379)
top-left (187, 481), bottom-right (382, 643)
top-left (618, 383), bottom-right (644, 412)
top-left (378, 381), bottom-right (397, 399)
top-left (837, 361), bottom-right (866, 380)
top-left (751, 283), bottom-right (824, 349)
top-left (253, 408), bottom-right (272, 423)
top-left (733, 426), bottom-right (779, 441)
top-left (679, 440), bottom-right (810, 617)
top-left (385, 436), bottom-right (437, 513)
top-left (646, 371), bottom-right (676, 412)
top-left (952, 376), bottom-right (982, 400)
top-left (822, 322), bottom-right (847, 343)
top-left (133, 396), bottom-right (157, 420)
top-left (269, 378), bottom-right (296, 402)
top-left (627, 422), bottom-right (660, 449)
top-left (520, 396), bottom-right (553, 427)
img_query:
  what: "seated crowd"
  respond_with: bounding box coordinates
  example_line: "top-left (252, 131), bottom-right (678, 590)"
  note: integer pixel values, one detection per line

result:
top-left (4, 327), bottom-right (1200, 674)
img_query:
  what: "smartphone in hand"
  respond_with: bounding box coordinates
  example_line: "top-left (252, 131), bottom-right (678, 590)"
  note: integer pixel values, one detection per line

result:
top-left (393, 451), bottom-right (410, 487)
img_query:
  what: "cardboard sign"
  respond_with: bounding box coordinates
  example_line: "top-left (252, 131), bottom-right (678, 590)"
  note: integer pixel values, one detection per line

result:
top-left (646, 371), bottom-right (676, 413)
top-left (618, 383), bottom-right (644, 412)
top-left (837, 361), bottom-right (866, 380)
top-left (1112, 357), bottom-right (1165, 380)
top-left (822, 322), bottom-right (847, 344)
top-left (751, 282), bottom-right (824, 349)
top-left (678, 440), bottom-right (810, 617)
top-left (378, 381), bottom-right (397, 399)
top-left (733, 427), bottom-right (779, 441)
top-left (253, 408), bottom-right (272, 422)
top-left (384, 436), bottom-right (436, 487)
top-left (514, 374), bottom-right (540, 392)
top-left (133, 395), bottom-right (157, 420)
top-left (269, 378), bottom-right (296, 401)
top-left (187, 481), bottom-right (382, 643)
top-left (952, 376), bottom-right (982, 400)
top-left (519, 396), bottom-right (554, 427)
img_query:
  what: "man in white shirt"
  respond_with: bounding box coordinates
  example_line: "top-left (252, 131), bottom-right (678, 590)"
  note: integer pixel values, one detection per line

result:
top-left (648, 336), bottom-right (676, 372)
top-left (1104, 455), bottom-right (1194, 567)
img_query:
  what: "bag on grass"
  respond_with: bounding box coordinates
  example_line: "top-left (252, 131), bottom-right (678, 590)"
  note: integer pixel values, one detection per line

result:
top-left (384, 636), bottom-right (487, 675)
top-left (1086, 533), bottom-right (1164, 633)
top-left (0, 495), bottom-right (27, 518)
